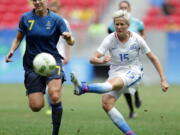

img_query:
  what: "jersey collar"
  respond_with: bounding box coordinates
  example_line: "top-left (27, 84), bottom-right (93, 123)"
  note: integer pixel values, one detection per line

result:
top-left (32, 8), bottom-right (50, 17)
top-left (115, 31), bottom-right (132, 45)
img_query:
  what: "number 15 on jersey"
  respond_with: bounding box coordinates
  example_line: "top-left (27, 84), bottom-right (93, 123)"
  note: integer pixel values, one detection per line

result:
top-left (119, 54), bottom-right (129, 62)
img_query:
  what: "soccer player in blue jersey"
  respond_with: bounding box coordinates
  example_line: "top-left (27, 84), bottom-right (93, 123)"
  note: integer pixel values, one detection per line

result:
top-left (71, 10), bottom-right (168, 135)
top-left (108, 0), bottom-right (145, 118)
top-left (5, 0), bottom-right (74, 135)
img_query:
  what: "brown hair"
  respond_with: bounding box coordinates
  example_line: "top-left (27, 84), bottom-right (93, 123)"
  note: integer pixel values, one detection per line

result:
top-left (119, 0), bottom-right (131, 8)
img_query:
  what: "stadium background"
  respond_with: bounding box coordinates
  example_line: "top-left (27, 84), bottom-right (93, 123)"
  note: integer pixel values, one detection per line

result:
top-left (0, 0), bottom-right (180, 85)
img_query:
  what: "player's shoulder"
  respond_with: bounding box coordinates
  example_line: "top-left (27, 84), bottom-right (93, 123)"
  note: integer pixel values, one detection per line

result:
top-left (108, 21), bottom-right (114, 28)
top-left (131, 31), bottom-right (139, 37)
top-left (131, 17), bottom-right (143, 25)
top-left (48, 11), bottom-right (58, 17)
top-left (21, 10), bottom-right (34, 18)
top-left (105, 32), bottom-right (116, 40)
top-left (131, 17), bottom-right (142, 22)
top-left (62, 18), bottom-right (70, 26)
top-left (102, 32), bottom-right (117, 46)
top-left (49, 11), bottom-right (64, 21)
top-left (131, 31), bottom-right (144, 41)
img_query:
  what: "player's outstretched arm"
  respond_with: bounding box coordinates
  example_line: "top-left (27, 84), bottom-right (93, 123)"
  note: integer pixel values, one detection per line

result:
top-left (5, 31), bottom-right (24, 63)
top-left (146, 52), bottom-right (169, 92)
top-left (90, 51), bottom-right (111, 65)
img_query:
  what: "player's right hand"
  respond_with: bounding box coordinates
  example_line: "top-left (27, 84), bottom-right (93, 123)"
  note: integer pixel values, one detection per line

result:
top-left (161, 80), bottom-right (169, 92)
top-left (102, 56), bottom-right (112, 64)
top-left (5, 52), bottom-right (14, 63)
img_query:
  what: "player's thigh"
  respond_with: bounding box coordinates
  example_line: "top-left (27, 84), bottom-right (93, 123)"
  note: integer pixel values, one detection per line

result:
top-left (47, 79), bottom-right (62, 103)
top-left (122, 69), bottom-right (142, 88)
top-left (48, 79), bottom-right (62, 93)
top-left (108, 68), bottom-right (142, 90)
top-left (47, 62), bottom-right (64, 96)
top-left (24, 69), bottom-right (46, 94)
top-left (107, 77), bottom-right (124, 90)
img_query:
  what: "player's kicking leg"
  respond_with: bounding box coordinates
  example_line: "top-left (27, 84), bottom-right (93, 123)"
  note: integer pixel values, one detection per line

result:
top-left (70, 72), bottom-right (113, 95)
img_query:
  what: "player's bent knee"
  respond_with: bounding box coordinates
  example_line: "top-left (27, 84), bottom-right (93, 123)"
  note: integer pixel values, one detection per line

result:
top-left (48, 87), bottom-right (61, 103)
top-left (102, 99), bottom-right (112, 112)
top-left (50, 93), bottom-right (60, 103)
top-left (102, 94), bottom-right (116, 112)
top-left (102, 102), bottom-right (112, 112)
top-left (51, 95), bottom-right (60, 103)
top-left (31, 107), bottom-right (41, 112)
top-left (29, 104), bottom-right (44, 112)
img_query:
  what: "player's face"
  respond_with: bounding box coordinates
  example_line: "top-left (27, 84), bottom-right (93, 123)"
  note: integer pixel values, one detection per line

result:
top-left (114, 17), bottom-right (129, 36)
top-left (119, 2), bottom-right (131, 12)
top-left (32, 0), bottom-right (48, 12)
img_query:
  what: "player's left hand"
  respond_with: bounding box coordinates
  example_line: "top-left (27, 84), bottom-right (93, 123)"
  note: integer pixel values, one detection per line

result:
top-left (161, 80), bottom-right (169, 92)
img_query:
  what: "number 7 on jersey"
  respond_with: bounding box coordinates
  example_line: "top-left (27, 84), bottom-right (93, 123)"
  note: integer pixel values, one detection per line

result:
top-left (28, 20), bottom-right (35, 30)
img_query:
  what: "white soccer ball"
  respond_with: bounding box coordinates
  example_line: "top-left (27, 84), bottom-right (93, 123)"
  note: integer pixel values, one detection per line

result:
top-left (33, 52), bottom-right (57, 76)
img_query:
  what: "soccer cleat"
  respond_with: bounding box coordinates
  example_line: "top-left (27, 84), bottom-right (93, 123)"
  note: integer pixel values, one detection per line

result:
top-left (129, 112), bottom-right (137, 119)
top-left (45, 109), bottom-right (52, 115)
top-left (135, 99), bottom-right (142, 108)
top-left (70, 72), bottom-right (85, 95)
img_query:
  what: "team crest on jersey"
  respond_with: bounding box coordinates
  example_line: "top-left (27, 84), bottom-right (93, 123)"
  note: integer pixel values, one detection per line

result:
top-left (46, 21), bottom-right (52, 29)
top-left (129, 44), bottom-right (139, 50)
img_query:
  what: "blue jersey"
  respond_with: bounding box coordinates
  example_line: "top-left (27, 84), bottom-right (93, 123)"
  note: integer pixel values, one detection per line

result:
top-left (108, 17), bottom-right (144, 34)
top-left (18, 9), bottom-right (69, 70)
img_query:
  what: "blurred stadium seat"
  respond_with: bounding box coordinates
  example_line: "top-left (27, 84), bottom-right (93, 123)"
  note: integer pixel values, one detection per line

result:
top-left (0, 0), bottom-right (110, 30)
top-left (147, 6), bottom-right (161, 16)
top-left (143, 0), bottom-right (180, 30)
top-left (60, 0), bottom-right (110, 30)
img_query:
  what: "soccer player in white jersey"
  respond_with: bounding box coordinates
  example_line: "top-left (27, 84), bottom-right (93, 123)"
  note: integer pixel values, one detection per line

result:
top-left (108, 0), bottom-right (145, 118)
top-left (56, 19), bottom-right (71, 64)
top-left (49, 1), bottom-right (71, 65)
top-left (71, 10), bottom-right (169, 135)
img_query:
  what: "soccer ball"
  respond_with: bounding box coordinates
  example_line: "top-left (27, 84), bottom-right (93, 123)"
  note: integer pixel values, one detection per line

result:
top-left (33, 52), bottom-right (57, 76)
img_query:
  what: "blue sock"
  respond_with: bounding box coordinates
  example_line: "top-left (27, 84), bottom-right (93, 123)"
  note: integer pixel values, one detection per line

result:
top-left (51, 102), bottom-right (63, 135)
top-left (46, 88), bottom-right (51, 107)
top-left (108, 107), bottom-right (136, 135)
top-left (82, 82), bottom-right (112, 94)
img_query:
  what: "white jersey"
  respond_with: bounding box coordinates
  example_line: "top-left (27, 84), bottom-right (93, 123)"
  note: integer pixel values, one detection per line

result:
top-left (56, 19), bottom-right (71, 58)
top-left (97, 32), bottom-right (151, 73)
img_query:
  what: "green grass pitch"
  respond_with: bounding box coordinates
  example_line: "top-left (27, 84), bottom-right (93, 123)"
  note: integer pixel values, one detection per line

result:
top-left (0, 84), bottom-right (179, 135)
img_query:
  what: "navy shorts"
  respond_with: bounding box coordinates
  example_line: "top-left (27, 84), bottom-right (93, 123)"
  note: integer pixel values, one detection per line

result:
top-left (24, 63), bottom-right (65, 95)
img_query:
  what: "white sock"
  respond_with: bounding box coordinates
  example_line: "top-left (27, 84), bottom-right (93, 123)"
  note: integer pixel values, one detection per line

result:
top-left (107, 107), bottom-right (135, 135)
top-left (86, 82), bottom-right (113, 93)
